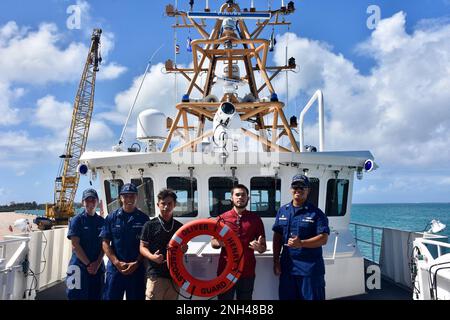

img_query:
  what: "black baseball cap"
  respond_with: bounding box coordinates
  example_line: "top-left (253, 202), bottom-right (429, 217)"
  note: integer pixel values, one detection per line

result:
top-left (120, 183), bottom-right (138, 195)
top-left (82, 188), bottom-right (99, 201)
top-left (291, 174), bottom-right (310, 188)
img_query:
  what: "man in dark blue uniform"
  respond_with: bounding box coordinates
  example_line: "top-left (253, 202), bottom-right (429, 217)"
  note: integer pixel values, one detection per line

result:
top-left (100, 183), bottom-right (149, 300)
top-left (272, 174), bottom-right (330, 300)
top-left (66, 188), bottom-right (105, 300)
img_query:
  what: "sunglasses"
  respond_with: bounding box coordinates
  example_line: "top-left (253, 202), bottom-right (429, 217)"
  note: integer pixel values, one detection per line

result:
top-left (292, 186), bottom-right (308, 192)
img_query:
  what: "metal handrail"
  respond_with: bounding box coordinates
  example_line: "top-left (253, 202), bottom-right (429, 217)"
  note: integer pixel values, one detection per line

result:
top-left (298, 90), bottom-right (325, 152)
top-left (416, 238), bottom-right (450, 258)
top-left (0, 236), bottom-right (31, 260)
top-left (350, 222), bottom-right (382, 262)
top-left (0, 236), bottom-right (30, 300)
top-left (0, 236), bottom-right (31, 244)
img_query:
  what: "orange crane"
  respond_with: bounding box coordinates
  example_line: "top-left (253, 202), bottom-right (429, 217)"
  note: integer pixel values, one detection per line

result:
top-left (45, 29), bottom-right (102, 225)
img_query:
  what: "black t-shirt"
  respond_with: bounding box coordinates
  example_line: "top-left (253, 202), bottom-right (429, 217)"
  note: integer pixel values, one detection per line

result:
top-left (140, 216), bottom-right (183, 278)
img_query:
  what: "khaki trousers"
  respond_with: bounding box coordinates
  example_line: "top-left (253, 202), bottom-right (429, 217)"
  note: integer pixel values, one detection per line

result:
top-left (145, 276), bottom-right (179, 300)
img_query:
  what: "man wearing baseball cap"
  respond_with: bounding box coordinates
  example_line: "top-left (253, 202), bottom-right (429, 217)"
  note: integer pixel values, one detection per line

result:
top-left (272, 174), bottom-right (330, 300)
top-left (100, 183), bottom-right (149, 300)
top-left (66, 188), bottom-right (105, 300)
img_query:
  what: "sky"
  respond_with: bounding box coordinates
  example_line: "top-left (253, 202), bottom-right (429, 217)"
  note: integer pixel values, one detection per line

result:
top-left (0, 0), bottom-right (450, 204)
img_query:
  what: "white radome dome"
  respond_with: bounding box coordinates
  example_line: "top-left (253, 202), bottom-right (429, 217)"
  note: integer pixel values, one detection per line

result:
top-left (136, 109), bottom-right (167, 141)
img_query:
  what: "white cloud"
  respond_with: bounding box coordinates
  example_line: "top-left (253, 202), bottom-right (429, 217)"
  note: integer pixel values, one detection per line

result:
top-left (271, 12), bottom-right (450, 170)
top-left (0, 20), bottom-right (125, 128)
top-left (0, 21), bottom-right (27, 46)
top-left (0, 7), bottom-right (123, 181)
top-left (76, 0), bottom-right (91, 19)
top-left (97, 62), bottom-right (127, 80)
top-left (354, 185), bottom-right (379, 195)
top-left (35, 95), bottom-right (72, 131)
top-left (113, 63), bottom-right (183, 117)
top-left (66, 0), bottom-right (126, 79)
top-left (35, 95), bottom-right (114, 143)
top-left (0, 22), bottom-right (85, 84)
top-left (0, 81), bottom-right (23, 125)
top-left (0, 20), bottom-right (125, 86)
top-left (88, 120), bottom-right (115, 143)
top-left (97, 63), bottom-right (183, 144)
top-left (98, 63), bottom-right (188, 145)
top-left (0, 130), bottom-right (42, 151)
top-left (0, 97), bottom-right (115, 175)
top-left (0, 130), bottom-right (48, 175)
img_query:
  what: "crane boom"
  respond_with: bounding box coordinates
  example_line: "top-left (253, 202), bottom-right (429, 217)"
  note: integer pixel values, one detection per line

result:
top-left (46, 28), bottom-right (102, 225)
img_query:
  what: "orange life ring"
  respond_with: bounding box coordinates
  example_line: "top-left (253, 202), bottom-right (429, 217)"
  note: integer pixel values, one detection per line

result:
top-left (167, 218), bottom-right (244, 297)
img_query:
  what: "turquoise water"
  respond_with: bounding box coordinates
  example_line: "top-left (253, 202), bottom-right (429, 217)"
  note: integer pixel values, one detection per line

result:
top-left (350, 203), bottom-right (450, 262)
top-left (12, 209), bottom-right (46, 216)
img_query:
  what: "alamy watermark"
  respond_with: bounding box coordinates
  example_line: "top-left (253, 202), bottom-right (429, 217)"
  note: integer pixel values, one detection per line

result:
top-left (66, 4), bottom-right (82, 30)
top-left (66, 265), bottom-right (82, 290)
top-left (170, 132), bottom-right (282, 175)
top-left (366, 5), bottom-right (381, 30)
top-left (366, 264), bottom-right (381, 290)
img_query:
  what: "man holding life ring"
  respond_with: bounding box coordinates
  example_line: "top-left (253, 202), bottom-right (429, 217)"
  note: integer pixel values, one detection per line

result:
top-left (211, 184), bottom-right (266, 300)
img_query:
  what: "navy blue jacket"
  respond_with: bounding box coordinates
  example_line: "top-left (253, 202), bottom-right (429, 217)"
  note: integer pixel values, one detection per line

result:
top-left (100, 207), bottom-right (149, 273)
top-left (67, 210), bottom-right (105, 270)
top-left (273, 201), bottom-right (330, 276)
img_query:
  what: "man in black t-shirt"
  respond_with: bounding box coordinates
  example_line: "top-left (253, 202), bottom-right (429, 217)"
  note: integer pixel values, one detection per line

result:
top-left (139, 189), bottom-right (187, 300)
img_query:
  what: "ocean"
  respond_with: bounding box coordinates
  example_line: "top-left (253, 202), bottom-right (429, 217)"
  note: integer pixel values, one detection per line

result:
top-left (350, 203), bottom-right (450, 262)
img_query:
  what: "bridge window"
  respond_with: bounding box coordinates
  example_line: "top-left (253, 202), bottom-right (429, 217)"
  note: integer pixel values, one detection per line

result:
top-left (307, 177), bottom-right (320, 208)
top-left (325, 179), bottom-right (349, 216)
top-left (167, 177), bottom-right (198, 217)
top-left (104, 179), bottom-right (123, 214)
top-left (209, 177), bottom-right (238, 217)
top-left (250, 177), bottom-right (281, 217)
top-left (131, 178), bottom-right (155, 217)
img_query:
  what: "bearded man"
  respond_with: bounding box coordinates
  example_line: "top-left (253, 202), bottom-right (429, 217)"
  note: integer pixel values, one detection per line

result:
top-left (211, 184), bottom-right (266, 300)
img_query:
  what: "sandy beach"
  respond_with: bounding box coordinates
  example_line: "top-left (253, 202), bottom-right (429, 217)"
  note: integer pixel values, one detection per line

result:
top-left (0, 212), bottom-right (38, 239)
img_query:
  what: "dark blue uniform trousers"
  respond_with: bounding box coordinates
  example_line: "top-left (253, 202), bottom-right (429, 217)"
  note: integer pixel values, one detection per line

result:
top-left (279, 272), bottom-right (326, 300)
top-left (103, 267), bottom-right (146, 300)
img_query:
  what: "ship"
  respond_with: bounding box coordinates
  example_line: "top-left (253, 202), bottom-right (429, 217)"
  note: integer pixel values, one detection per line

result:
top-left (1, 0), bottom-right (449, 301)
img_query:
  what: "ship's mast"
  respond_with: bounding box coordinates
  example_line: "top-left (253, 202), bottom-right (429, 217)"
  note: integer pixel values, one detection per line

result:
top-left (162, 1), bottom-right (298, 153)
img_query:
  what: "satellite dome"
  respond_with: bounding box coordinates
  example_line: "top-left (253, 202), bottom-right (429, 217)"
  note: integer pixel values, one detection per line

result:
top-left (136, 109), bottom-right (167, 141)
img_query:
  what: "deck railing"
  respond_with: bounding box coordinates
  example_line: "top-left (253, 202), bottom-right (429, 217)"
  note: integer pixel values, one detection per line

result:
top-left (350, 222), bottom-right (383, 263)
top-left (0, 236), bottom-right (30, 300)
top-left (416, 238), bottom-right (450, 258)
top-left (0, 228), bottom-right (71, 300)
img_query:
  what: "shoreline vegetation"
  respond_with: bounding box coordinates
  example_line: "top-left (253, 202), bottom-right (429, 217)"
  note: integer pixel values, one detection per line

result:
top-left (0, 202), bottom-right (82, 212)
top-left (0, 202), bottom-right (45, 212)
